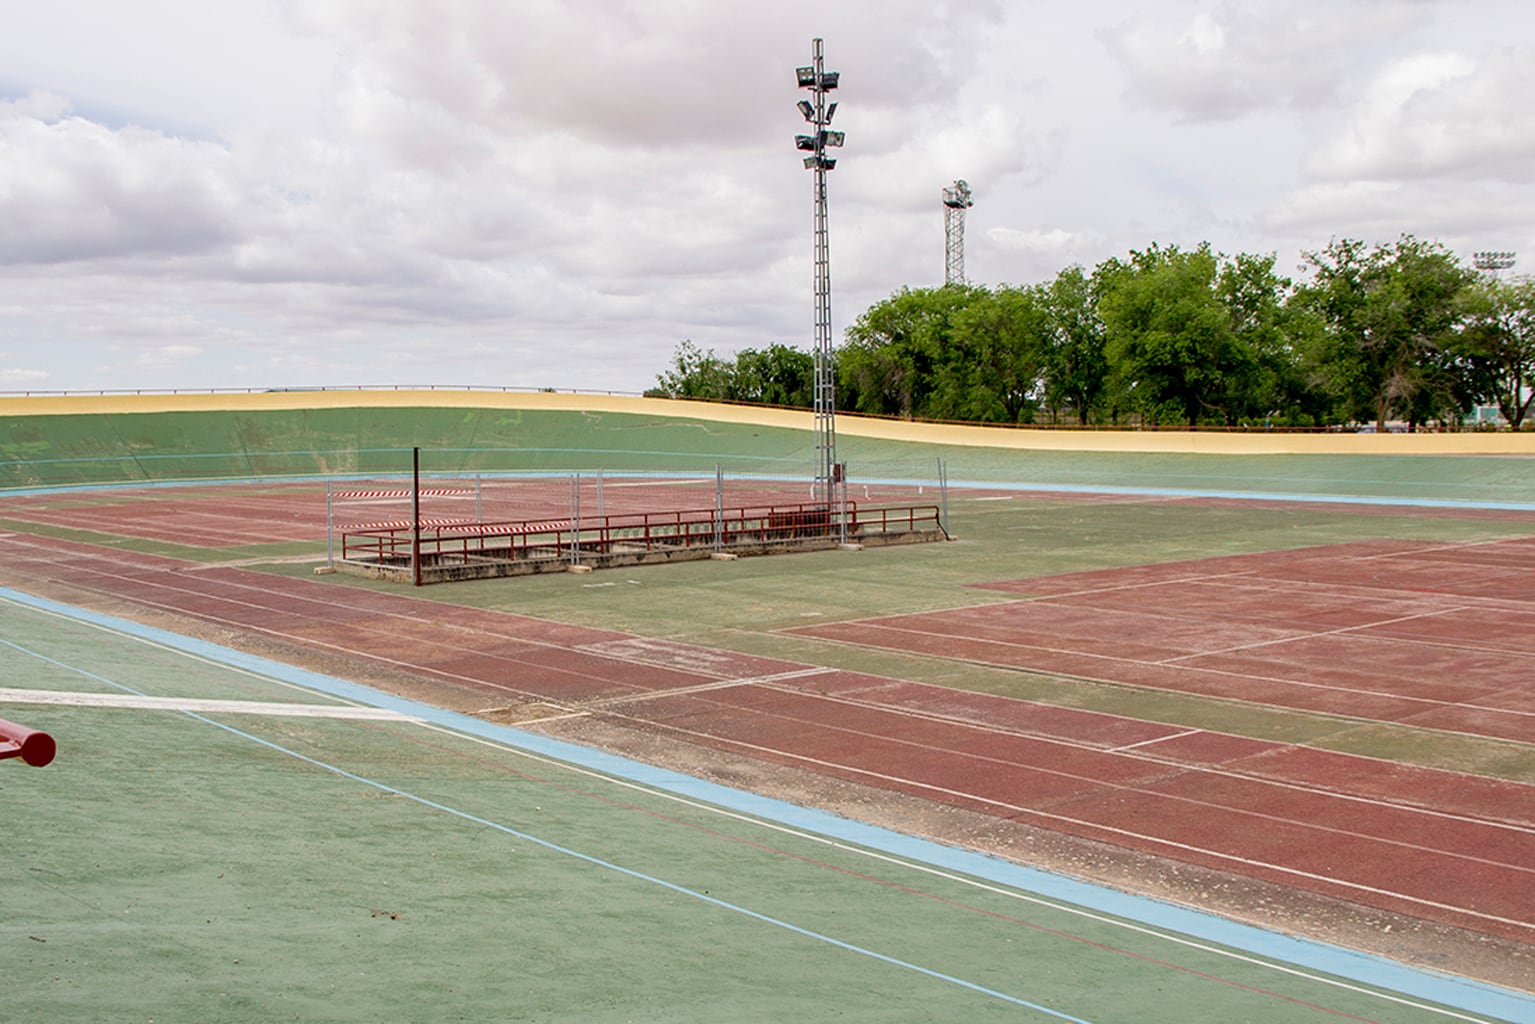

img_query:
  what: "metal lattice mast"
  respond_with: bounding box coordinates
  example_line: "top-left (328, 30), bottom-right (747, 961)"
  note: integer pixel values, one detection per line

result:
top-left (943, 179), bottom-right (973, 286)
top-left (795, 39), bottom-right (844, 508)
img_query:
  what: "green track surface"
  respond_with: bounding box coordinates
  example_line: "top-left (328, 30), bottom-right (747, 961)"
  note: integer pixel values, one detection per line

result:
top-left (0, 601), bottom-right (1508, 1023)
top-left (2, 399), bottom-right (1533, 1021)
top-left (4, 404), bottom-right (1535, 504)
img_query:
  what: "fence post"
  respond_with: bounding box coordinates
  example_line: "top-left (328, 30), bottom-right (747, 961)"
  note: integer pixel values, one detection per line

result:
top-left (938, 457), bottom-right (950, 539)
top-left (326, 479), bottom-right (334, 569)
top-left (412, 447), bottom-right (422, 587)
top-left (714, 465), bottom-right (724, 552)
top-left (836, 462), bottom-right (847, 545)
top-left (569, 473), bottom-right (581, 567)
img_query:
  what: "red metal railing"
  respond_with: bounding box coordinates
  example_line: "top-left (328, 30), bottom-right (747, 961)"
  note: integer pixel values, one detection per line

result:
top-left (341, 501), bottom-right (943, 570)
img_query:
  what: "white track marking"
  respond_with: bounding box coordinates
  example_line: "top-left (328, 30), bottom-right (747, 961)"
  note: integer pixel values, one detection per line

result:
top-left (9, 540), bottom-right (1532, 844)
top-left (0, 687), bottom-right (418, 720)
top-left (4, 540), bottom-right (1530, 929)
top-left (584, 668), bottom-right (835, 706)
top-left (742, 683), bottom-right (1535, 851)
top-left (414, 722), bottom-right (1502, 1024)
top-left (1155, 606), bottom-right (1479, 663)
top-left (808, 619), bottom-right (1535, 725)
top-left (1107, 728), bottom-right (1202, 753)
top-left (596, 707), bottom-right (1535, 934)
top-left (4, 577), bottom-right (1512, 1020)
top-left (756, 683), bottom-right (1535, 835)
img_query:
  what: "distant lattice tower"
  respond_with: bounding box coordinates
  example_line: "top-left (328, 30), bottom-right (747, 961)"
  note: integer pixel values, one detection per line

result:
top-left (943, 180), bottom-right (974, 286)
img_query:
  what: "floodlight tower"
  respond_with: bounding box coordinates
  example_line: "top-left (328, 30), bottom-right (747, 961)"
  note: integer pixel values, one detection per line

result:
top-left (1474, 250), bottom-right (1517, 277)
top-left (795, 38), bottom-right (844, 513)
top-left (943, 179), bottom-right (974, 286)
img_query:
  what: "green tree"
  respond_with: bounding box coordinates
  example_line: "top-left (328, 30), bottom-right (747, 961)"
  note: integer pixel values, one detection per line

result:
top-left (1296, 236), bottom-right (1475, 431)
top-left (1095, 243), bottom-right (1260, 426)
top-left (1039, 266), bottom-right (1108, 425)
top-left (647, 340), bottom-right (734, 400)
top-left (1216, 252), bottom-right (1318, 425)
top-left (934, 285), bottom-right (1049, 423)
top-left (730, 343), bottom-right (815, 407)
top-left (838, 285), bottom-right (986, 418)
top-left (1456, 276), bottom-right (1535, 428)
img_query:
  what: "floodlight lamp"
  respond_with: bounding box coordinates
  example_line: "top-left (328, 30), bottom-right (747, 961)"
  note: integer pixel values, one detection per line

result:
top-left (824, 101), bottom-right (837, 123)
top-left (821, 130), bottom-right (845, 147)
top-left (797, 99), bottom-right (815, 122)
top-left (796, 135), bottom-right (818, 151)
top-left (1474, 250), bottom-right (1517, 271)
top-left (796, 66), bottom-right (817, 87)
top-left (943, 179), bottom-right (974, 209)
top-left (820, 71), bottom-right (839, 90)
top-left (804, 155), bottom-right (819, 169)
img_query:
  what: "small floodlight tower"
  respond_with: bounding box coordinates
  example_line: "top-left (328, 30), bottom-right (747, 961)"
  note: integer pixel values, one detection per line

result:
top-left (943, 180), bottom-right (974, 286)
top-left (795, 38), bottom-right (844, 521)
top-left (1474, 250), bottom-right (1517, 277)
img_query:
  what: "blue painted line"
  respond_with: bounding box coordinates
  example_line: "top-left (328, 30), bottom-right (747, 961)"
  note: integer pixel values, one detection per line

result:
top-left (945, 478), bottom-right (1535, 513)
top-left (178, 713), bottom-right (1096, 1022)
top-left (7, 467), bottom-right (1535, 511)
top-left (2, 586), bottom-right (1532, 1023)
top-left (0, 628), bottom-right (1091, 1021)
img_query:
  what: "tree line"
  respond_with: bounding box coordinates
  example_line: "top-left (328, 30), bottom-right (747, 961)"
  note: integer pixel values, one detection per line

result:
top-left (647, 236), bottom-right (1535, 430)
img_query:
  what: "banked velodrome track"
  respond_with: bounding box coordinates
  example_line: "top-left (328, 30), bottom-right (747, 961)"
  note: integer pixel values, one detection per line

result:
top-left (2, 390), bottom-right (1533, 998)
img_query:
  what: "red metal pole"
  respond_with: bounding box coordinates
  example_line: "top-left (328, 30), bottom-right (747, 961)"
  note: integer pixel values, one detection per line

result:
top-left (411, 446), bottom-right (422, 587)
top-left (0, 717), bottom-right (56, 767)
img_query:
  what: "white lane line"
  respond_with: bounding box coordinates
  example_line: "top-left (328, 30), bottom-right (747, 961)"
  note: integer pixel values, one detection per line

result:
top-left (1155, 607), bottom-right (1479, 663)
top-left (813, 619), bottom-right (1535, 724)
top-left (584, 668), bottom-right (837, 707)
top-left (0, 687), bottom-right (419, 720)
top-left (1108, 729), bottom-right (1202, 753)
top-left (599, 707), bottom-right (1535, 935)
top-left (423, 722), bottom-right (1503, 1024)
top-left (752, 684), bottom-right (1535, 837)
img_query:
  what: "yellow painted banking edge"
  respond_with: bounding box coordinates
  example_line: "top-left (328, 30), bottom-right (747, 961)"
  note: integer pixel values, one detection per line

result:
top-left (1, 390), bottom-right (1532, 456)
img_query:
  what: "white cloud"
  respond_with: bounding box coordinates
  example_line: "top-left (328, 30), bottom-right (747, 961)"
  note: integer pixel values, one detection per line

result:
top-left (134, 344), bottom-right (204, 366)
top-left (2, 91), bottom-right (71, 122)
top-left (0, 368), bottom-right (48, 387)
top-left (1309, 49), bottom-right (1535, 180)
top-left (0, 110), bottom-right (242, 264)
top-left (2, 1), bottom-right (1535, 393)
top-left (1100, 3), bottom-right (1418, 121)
top-left (986, 226), bottom-right (1094, 261)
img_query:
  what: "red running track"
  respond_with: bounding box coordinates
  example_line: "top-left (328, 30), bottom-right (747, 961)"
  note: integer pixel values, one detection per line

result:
top-left (790, 540), bottom-right (1535, 743)
top-left (1, 532), bottom-right (1531, 943)
top-left (0, 478), bottom-right (871, 549)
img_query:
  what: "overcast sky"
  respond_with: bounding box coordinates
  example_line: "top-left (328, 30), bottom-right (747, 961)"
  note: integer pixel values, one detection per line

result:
top-left (2, 1), bottom-right (1531, 394)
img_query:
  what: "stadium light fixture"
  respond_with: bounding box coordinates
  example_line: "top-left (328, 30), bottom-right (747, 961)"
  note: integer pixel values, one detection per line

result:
top-left (794, 37), bottom-right (846, 537)
top-left (1474, 250), bottom-right (1516, 274)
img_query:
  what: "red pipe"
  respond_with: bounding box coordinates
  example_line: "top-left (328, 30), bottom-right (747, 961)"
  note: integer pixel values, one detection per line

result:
top-left (0, 717), bottom-right (56, 767)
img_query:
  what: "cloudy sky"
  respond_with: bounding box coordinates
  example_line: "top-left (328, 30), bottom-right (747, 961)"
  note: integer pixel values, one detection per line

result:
top-left (2, 1), bottom-right (1532, 394)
